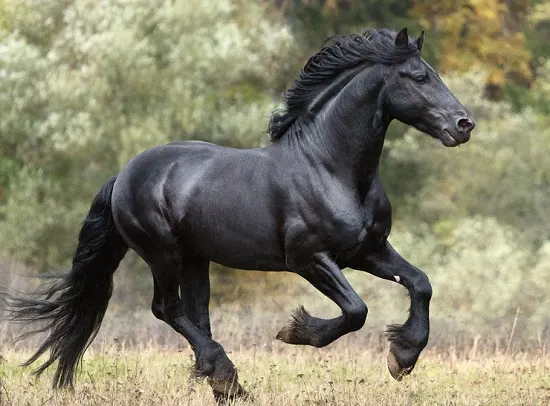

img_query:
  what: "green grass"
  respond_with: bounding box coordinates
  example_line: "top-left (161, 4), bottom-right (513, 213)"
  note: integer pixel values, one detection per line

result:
top-left (1, 347), bottom-right (549, 405)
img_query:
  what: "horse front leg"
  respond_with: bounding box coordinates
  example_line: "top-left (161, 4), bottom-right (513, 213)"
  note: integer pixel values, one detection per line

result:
top-left (276, 253), bottom-right (368, 348)
top-left (350, 240), bottom-right (432, 380)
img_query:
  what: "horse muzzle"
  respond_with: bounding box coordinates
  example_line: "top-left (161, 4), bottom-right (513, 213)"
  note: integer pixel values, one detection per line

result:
top-left (440, 116), bottom-right (476, 147)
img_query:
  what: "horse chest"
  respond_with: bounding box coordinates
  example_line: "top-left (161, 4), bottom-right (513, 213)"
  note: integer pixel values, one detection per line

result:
top-left (318, 186), bottom-right (391, 252)
top-left (285, 194), bottom-right (367, 257)
top-left (283, 170), bottom-right (392, 263)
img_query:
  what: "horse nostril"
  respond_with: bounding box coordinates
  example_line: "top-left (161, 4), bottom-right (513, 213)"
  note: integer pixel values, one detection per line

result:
top-left (457, 118), bottom-right (475, 133)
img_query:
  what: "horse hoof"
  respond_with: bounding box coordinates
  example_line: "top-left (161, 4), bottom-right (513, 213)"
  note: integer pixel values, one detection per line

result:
top-left (387, 351), bottom-right (413, 381)
top-left (208, 376), bottom-right (241, 394)
top-left (211, 382), bottom-right (250, 404)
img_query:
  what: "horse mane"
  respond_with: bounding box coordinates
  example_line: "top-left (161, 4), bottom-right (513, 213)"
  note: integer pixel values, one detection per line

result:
top-left (268, 28), bottom-right (420, 142)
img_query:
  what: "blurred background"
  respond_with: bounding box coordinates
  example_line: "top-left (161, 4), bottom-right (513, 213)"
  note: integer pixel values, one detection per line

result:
top-left (0, 0), bottom-right (549, 353)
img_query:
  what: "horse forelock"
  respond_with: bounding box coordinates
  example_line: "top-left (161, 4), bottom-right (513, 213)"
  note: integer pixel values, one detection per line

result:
top-left (268, 28), bottom-right (420, 142)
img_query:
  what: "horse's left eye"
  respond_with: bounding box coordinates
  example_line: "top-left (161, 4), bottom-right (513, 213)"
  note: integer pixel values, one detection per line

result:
top-left (415, 74), bottom-right (428, 83)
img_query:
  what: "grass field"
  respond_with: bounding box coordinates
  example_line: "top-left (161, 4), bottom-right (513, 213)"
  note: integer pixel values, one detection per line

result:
top-left (1, 265), bottom-right (549, 405)
top-left (1, 346), bottom-right (549, 406)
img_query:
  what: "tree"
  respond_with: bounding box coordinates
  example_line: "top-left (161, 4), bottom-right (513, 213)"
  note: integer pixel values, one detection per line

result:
top-left (0, 0), bottom-right (298, 269)
top-left (411, 0), bottom-right (533, 98)
top-left (276, 0), bottom-right (541, 98)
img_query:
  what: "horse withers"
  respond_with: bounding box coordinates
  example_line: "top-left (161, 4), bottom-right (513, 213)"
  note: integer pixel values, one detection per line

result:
top-left (6, 28), bottom-right (475, 400)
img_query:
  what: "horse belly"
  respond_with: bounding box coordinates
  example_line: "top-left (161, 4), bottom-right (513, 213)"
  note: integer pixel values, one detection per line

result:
top-left (181, 209), bottom-right (287, 270)
top-left (172, 162), bottom-right (287, 271)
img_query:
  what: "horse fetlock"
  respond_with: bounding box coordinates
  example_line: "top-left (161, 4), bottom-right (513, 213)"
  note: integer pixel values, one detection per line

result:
top-left (195, 344), bottom-right (234, 378)
top-left (194, 357), bottom-right (214, 377)
top-left (386, 323), bottom-right (428, 349)
top-left (276, 306), bottom-right (318, 346)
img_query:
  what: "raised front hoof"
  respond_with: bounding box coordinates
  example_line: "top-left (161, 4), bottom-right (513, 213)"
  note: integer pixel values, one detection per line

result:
top-left (276, 306), bottom-right (318, 346)
top-left (387, 350), bottom-right (414, 381)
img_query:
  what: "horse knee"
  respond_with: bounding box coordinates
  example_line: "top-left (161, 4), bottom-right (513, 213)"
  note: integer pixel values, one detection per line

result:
top-left (346, 302), bottom-right (368, 332)
top-left (413, 272), bottom-right (432, 300)
top-left (151, 301), bottom-right (164, 321)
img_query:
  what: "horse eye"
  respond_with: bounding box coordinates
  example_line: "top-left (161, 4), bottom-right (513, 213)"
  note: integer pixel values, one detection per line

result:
top-left (415, 74), bottom-right (428, 83)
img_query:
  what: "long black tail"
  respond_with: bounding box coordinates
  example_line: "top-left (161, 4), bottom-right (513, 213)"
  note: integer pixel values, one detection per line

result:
top-left (5, 176), bottom-right (128, 388)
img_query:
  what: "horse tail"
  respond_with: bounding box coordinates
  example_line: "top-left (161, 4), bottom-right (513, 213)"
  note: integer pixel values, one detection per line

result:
top-left (6, 176), bottom-right (128, 388)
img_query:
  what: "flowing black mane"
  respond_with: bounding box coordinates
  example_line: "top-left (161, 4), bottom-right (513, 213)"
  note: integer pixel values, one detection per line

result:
top-left (268, 28), bottom-right (420, 141)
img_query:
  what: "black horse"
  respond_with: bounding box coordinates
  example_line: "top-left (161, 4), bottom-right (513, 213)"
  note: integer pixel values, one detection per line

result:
top-left (6, 28), bottom-right (475, 399)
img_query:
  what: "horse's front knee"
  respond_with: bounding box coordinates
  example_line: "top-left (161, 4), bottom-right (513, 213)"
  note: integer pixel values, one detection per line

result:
top-left (151, 301), bottom-right (164, 321)
top-left (346, 302), bottom-right (368, 332)
top-left (412, 272), bottom-right (432, 301)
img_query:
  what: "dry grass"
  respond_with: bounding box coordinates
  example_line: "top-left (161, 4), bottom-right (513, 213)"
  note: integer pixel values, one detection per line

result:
top-left (1, 261), bottom-right (549, 405)
top-left (1, 346), bottom-right (549, 406)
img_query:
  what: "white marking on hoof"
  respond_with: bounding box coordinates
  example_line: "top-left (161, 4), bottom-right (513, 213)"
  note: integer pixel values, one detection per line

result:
top-left (393, 275), bottom-right (401, 283)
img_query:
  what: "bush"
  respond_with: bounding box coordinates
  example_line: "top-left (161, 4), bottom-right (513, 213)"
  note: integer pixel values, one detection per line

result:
top-left (0, 0), bottom-right (298, 269)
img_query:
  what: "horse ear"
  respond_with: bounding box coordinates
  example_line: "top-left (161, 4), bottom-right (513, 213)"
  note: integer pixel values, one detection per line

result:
top-left (416, 29), bottom-right (425, 52)
top-left (395, 27), bottom-right (408, 48)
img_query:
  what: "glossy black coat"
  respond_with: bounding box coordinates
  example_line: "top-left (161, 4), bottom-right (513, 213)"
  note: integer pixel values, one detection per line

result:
top-left (8, 28), bottom-right (475, 399)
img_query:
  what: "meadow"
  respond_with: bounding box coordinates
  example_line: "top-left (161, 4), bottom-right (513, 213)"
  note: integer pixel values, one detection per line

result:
top-left (1, 265), bottom-right (549, 406)
top-left (1, 345), bottom-right (549, 405)
top-left (1, 261), bottom-right (549, 405)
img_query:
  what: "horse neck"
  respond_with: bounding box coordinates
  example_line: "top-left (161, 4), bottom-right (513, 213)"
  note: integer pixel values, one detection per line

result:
top-left (294, 64), bottom-right (389, 183)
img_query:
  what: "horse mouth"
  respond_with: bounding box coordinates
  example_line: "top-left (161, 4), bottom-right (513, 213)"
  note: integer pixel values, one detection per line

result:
top-left (439, 129), bottom-right (461, 147)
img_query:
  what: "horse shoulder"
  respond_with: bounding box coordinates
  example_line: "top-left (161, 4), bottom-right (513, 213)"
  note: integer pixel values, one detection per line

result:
top-left (280, 175), bottom-right (367, 265)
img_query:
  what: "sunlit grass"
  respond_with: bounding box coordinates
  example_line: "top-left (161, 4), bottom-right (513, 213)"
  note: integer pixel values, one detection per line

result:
top-left (1, 263), bottom-right (549, 405)
top-left (1, 346), bottom-right (549, 405)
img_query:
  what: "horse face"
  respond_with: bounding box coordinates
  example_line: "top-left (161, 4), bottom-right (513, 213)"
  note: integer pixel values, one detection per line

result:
top-left (383, 32), bottom-right (475, 147)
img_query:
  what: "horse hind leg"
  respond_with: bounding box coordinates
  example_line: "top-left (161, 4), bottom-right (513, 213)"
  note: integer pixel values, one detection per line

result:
top-left (179, 257), bottom-right (212, 337)
top-left (121, 207), bottom-right (245, 400)
top-left (178, 257), bottom-right (251, 401)
top-left (148, 252), bottom-right (245, 400)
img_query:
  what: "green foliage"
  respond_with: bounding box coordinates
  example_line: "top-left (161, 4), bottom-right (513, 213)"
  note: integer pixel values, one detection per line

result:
top-left (505, 59), bottom-right (550, 113)
top-left (0, 0), bottom-right (297, 269)
top-left (277, 0), bottom-right (433, 65)
top-left (385, 217), bottom-right (549, 333)
top-left (280, 0), bottom-right (548, 98)
top-left (412, 0), bottom-right (534, 95)
top-left (526, 0), bottom-right (550, 64)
